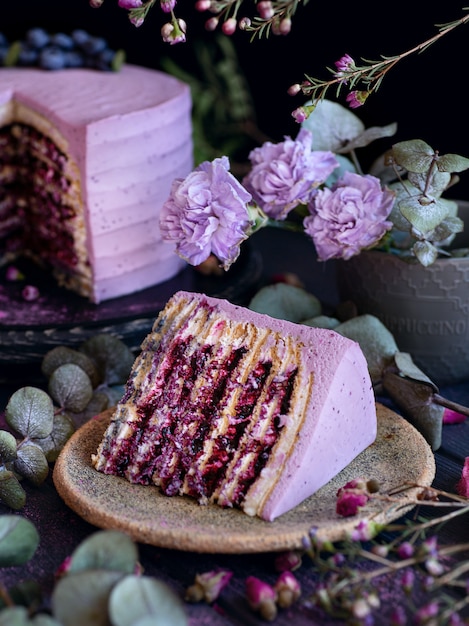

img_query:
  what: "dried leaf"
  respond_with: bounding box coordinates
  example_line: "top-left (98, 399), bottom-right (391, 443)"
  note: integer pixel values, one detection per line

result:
top-left (249, 284), bottom-right (321, 322)
top-left (13, 442), bottom-right (49, 486)
top-left (0, 430), bottom-right (17, 463)
top-left (79, 335), bottom-right (134, 386)
top-left (48, 363), bottom-right (93, 412)
top-left (0, 469), bottom-right (26, 510)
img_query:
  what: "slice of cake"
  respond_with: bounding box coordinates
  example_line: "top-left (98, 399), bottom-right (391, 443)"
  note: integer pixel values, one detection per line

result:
top-left (92, 290), bottom-right (377, 521)
top-left (0, 64), bottom-right (192, 303)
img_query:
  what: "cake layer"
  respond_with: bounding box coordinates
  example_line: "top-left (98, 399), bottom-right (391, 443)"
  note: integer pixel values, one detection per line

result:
top-left (92, 291), bottom-right (377, 521)
top-left (0, 65), bottom-right (192, 302)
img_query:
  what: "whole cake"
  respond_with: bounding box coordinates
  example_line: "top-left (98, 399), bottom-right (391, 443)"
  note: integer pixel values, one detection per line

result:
top-left (0, 64), bottom-right (192, 303)
top-left (92, 290), bottom-right (377, 521)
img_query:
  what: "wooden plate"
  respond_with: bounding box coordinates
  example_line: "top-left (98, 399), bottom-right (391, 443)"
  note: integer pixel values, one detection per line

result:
top-left (53, 403), bottom-right (435, 554)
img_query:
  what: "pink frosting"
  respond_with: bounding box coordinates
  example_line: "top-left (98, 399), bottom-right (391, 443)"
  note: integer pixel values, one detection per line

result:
top-left (0, 65), bottom-right (193, 302)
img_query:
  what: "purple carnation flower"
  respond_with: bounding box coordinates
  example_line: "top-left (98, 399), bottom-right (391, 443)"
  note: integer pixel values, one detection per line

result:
top-left (160, 156), bottom-right (253, 269)
top-left (304, 170), bottom-right (395, 261)
top-left (242, 128), bottom-right (339, 220)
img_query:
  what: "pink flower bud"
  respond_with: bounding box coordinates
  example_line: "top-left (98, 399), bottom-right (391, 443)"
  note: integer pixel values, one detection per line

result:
top-left (205, 16), bottom-right (219, 31)
top-left (272, 17), bottom-right (291, 35)
top-left (238, 17), bottom-right (251, 30)
top-left (22, 285), bottom-right (40, 301)
top-left (257, 0), bottom-right (274, 19)
top-left (222, 17), bottom-right (237, 35)
top-left (443, 408), bottom-right (466, 424)
top-left (118, 0), bottom-right (143, 8)
top-left (346, 89), bottom-right (370, 109)
top-left (129, 14), bottom-right (144, 26)
top-left (245, 576), bottom-right (277, 621)
top-left (457, 457), bottom-right (469, 497)
top-left (160, 0), bottom-right (176, 12)
top-left (397, 541), bottom-right (414, 559)
top-left (5, 265), bottom-right (24, 281)
top-left (186, 569), bottom-right (233, 603)
top-left (273, 571), bottom-right (301, 608)
top-left (287, 83), bottom-right (301, 96)
top-left (291, 106), bottom-right (307, 123)
top-left (195, 0), bottom-right (211, 10)
top-left (89, 0), bottom-right (105, 7)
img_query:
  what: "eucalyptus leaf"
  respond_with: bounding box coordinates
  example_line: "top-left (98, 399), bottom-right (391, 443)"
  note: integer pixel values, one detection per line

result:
top-left (334, 315), bottom-right (398, 383)
top-left (0, 606), bottom-right (30, 626)
top-left (393, 352), bottom-right (438, 390)
top-left (0, 515), bottom-right (39, 565)
top-left (71, 391), bottom-right (110, 429)
top-left (67, 530), bottom-right (138, 575)
top-left (0, 430), bottom-right (17, 463)
top-left (412, 241), bottom-right (439, 266)
top-left (33, 413), bottom-right (75, 462)
top-left (398, 196), bottom-right (449, 234)
top-left (382, 370), bottom-right (443, 450)
top-left (407, 169), bottom-right (450, 197)
top-left (48, 363), bottom-right (93, 412)
top-left (52, 569), bottom-right (123, 626)
top-left (13, 442), bottom-right (49, 486)
top-left (0, 469), bottom-right (26, 510)
top-left (391, 139), bottom-right (434, 173)
top-left (249, 283), bottom-right (321, 322)
top-left (42, 346), bottom-right (100, 388)
top-left (301, 99), bottom-right (364, 152)
top-left (5, 387), bottom-right (54, 439)
top-left (0, 580), bottom-right (42, 611)
top-left (79, 335), bottom-right (135, 386)
top-left (109, 575), bottom-right (188, 626)
top-left (436, 152), bottom-right (469, 173)
top-left (301, 315), bottom-right (341, 329)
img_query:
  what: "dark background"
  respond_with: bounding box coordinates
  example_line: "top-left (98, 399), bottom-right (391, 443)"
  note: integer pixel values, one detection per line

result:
top-left (2, 1), bottom-right (469, 197)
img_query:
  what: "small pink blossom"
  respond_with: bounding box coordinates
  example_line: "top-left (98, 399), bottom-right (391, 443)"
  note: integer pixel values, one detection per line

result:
top-left (349, 519), bottom-right (382, 541)
top-left (5, 265), bottom-right (24, 281)
top-left (160, 156), bottom-right (252, 269)
top-left (257, 0), bottom-right (274, 19)
top-left (160, 0), bottom-right (176, 12)
top-left (195, 0), bottom-right (211, 10)
top-left (334, 53), bottom-right (355, 76)
top-left (274, 550), bottom-right (302, 572)
top-left (346, 90), bottom-right (370, 109)
top-left (243, 128), bottom-right (339, 220)
top-left (304, 170), bottom-right (395, 261)
top-left (456, 456), bottom-right (469, 497)
top-left (205, 16), bottom-right (219, 31)
top-left (397, 541), bottom-right (414, 559)
top-left (443, 408), bottom-right (466, 424)
top-left (221, 17), bottom-right (237, 35)
top-left (161, 18), bottom-right (186, 44)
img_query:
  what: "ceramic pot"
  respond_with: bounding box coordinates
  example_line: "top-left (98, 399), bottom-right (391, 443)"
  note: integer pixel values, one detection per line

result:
top-left (336, 208), bottom-right (469, 386)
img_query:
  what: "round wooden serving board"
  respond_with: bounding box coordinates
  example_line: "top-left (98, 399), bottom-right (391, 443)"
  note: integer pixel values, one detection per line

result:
top-left (53, 403), bottom-right (436, 554)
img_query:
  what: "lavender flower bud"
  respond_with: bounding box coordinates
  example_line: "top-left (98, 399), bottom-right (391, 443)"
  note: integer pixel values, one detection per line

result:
top-left (195, 0), bottom-right (211, 10)
top-left (22, 285), bottom-right (39, 301)
top-left (205, 17), bottom-right (219, 31)
top-left (238, 17), bottom-right (251, 30)
top-left (397, 542), bottom-right (414, 559)
top-left (118, 0), bottom-right (143, 7)
top-left (274, 550), bottom-right (302, 572)
top-left (257, 1), bottom-right (274, 19)
top-left (160, 0), bottom-right (176, 12)
top-left (222, 17), bottom-right (237, 35)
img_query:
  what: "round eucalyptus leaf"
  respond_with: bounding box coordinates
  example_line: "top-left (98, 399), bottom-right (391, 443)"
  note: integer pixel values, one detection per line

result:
top-left (79, 335), bottom-right (134, 386)
top-left (0, 606), bottom-right (30, 626)
top-left (32, 615), bottom-right (64, 626)
top-left (42, 345), bottom-right (100, 388)
top-left (0, 430), bottom-right (17, 463)
top-left (0, 469), bottom-right (27, 510)
top-left (13, 442), bottom-right (49, 486)
top-left (301, 315), bottom-right (340, 329)
top-left (52, 569), bottom-right (123, 626)
top-left (5, 387), bottom-right (54, 439)
top-left (34, 413), bottom-right (75, 462)
top-left (68, 530), bottom-right (138, 575)
top-left (71, 391), bottom-right (110, 429)
top-left (109, 575), bottom-right (187, 626)
top-left (249, 283), bottom-right (321, 322)
top-left (0, 515), bottom-right (39, 565)
top-left (48, 363), bottom-right (93, 412)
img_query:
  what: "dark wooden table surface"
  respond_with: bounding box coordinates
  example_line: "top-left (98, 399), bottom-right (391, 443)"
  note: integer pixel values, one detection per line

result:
top-left (1, 228), bottom-right (468, 625)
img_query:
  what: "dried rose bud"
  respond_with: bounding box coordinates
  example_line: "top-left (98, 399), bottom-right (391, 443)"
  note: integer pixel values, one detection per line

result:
top-left (457, 457), bottom-right (469, 497)
top-left (245, 576), bottom-right (277, 621)
top-left (22, 285), bottom-right (40, 301)
top-left (274, 550), bottom-right (302, 572)
top-left (443, 408), bottom-right (467, 424)
top-left (185, 569), bottom-right (233, 604)
top-left (273, 571), bottom-right (301, 608)
top-left (5, 265), bottom-right (24, 281)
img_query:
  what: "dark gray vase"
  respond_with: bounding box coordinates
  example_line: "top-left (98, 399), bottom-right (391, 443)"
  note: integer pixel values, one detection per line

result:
top-left (336, 233), bottom-right (469, 386)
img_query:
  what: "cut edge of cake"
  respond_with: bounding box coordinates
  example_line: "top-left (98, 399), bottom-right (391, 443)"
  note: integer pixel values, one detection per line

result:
top-left (92, 290), bottom-right (377, 521)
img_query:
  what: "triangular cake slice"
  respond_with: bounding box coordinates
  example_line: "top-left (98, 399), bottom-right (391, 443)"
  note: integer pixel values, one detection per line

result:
top-left (92, 290), bottom-right (377, 521)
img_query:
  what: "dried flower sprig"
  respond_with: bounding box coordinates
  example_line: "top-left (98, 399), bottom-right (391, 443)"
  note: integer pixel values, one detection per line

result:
top-left (289, 8), bottom-right (469, 120)
top-left (299, 480), bottom-right (469, 624)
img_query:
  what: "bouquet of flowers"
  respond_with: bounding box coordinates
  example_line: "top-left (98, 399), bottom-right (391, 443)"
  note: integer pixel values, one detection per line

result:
top-left (159, 99), bottom-right (469, 271)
